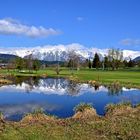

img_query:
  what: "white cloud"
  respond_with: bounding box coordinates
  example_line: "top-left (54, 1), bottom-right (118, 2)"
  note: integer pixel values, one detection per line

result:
top-left (120, 38), bottom-right (140, 46)
top-left (0, 18), bottom-right (60, 38)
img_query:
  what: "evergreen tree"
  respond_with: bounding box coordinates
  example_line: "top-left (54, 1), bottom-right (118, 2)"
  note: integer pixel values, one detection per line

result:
top-left (128, 58), bottom-right (135, 67)
top-left (123, 60), bottom-right (128, 68)
top-left (92, 53), bottom-right (100, 69)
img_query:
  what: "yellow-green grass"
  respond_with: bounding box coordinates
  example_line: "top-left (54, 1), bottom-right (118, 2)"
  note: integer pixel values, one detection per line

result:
top-left (0, 103), bottom-right (140, 140)
top-left (1, 68), bottom-right (140, 87)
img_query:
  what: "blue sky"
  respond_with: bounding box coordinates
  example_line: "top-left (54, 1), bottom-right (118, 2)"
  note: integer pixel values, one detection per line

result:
top-left (0, 0), bottom-right (140, 50)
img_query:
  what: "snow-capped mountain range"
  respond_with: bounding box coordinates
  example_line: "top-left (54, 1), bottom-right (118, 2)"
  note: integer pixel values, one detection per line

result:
top-left (0, 43), bottom-right (140, 61)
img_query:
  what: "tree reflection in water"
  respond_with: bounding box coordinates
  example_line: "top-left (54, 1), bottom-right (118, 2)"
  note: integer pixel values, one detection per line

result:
top-left (107, 85), bottom-right (122, 96)
top-left (8, 76), bottom-right (123, 96)
top-left (0, 77), bottom-right (139, 121)
top-left (66, 81), bottom-right (81, 95)
top-left (14, 76), bottom-right (40, 93)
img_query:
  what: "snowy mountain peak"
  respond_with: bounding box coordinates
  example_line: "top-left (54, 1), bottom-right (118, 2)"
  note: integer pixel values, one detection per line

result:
top-left (0, 43), bottom-right (140, 61)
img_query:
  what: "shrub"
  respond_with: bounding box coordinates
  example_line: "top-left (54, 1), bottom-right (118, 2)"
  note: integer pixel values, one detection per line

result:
top-left (136, 103), bottom-right (140, 107)
top-left (32, 108), bottom-right (44, 114)
top-left (0, 112), bottom-right (3, 119)
top-left (105, 101), bottom-right (131, 113)
top-left (73, 103), bottom-right (93, 113)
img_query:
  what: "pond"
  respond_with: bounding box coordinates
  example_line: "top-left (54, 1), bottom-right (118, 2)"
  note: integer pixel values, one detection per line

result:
top-left (0, 77), bottom-right (140, 121)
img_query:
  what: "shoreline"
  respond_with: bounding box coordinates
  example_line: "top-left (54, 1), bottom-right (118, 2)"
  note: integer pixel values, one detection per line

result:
top-left (0, 102), bottom-right (139, 123)
top-left (0, 103), bottom-right (140, 139)
top-left (0, 73), bottom-right (140, 89)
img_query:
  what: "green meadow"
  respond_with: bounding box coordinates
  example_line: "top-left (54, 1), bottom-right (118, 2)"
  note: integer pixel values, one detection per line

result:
top-left (1, 67), bottom-right (140, 88)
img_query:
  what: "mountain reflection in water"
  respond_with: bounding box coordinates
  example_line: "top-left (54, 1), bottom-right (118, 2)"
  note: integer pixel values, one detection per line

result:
top-left (0, 77), bottom-right (139, 121)
top-left (2, 77), bottom-right (123, 95)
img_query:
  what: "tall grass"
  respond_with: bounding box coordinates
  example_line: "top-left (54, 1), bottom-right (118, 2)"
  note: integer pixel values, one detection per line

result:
top-left (73, 103), bottom-right (93, 113)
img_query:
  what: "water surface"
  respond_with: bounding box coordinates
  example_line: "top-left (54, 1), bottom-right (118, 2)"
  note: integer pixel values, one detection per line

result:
top-left (0, 77), bottom-right (140, 121)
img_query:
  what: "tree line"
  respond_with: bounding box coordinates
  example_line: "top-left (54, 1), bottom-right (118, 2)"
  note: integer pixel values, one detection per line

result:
top-left (6, 54), bottom-right (41, 72)
top-left (2, 48), bottom-right (138, 73)
top-left (67, 48), bottom-right (136, 71)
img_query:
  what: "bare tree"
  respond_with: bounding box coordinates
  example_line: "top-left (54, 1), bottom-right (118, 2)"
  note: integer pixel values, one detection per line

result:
top-left (54, 64), bottom-right (62, 75)
top-left (67, 50), bottom-right (81, 74)
top-left (26, 54), bottom-right (33, 73)
top-left (108, 48), bottom-right (123, 70)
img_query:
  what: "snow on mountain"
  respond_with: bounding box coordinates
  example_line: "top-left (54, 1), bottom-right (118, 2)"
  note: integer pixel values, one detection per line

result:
top-left (0, 43), bottom-right (140, 61)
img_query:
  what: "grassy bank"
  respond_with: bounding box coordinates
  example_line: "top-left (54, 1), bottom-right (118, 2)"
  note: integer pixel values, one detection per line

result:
top-left (1, 68), bottom-right (140, 88)
top-left (0, 103), bottom-right (140, 140)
